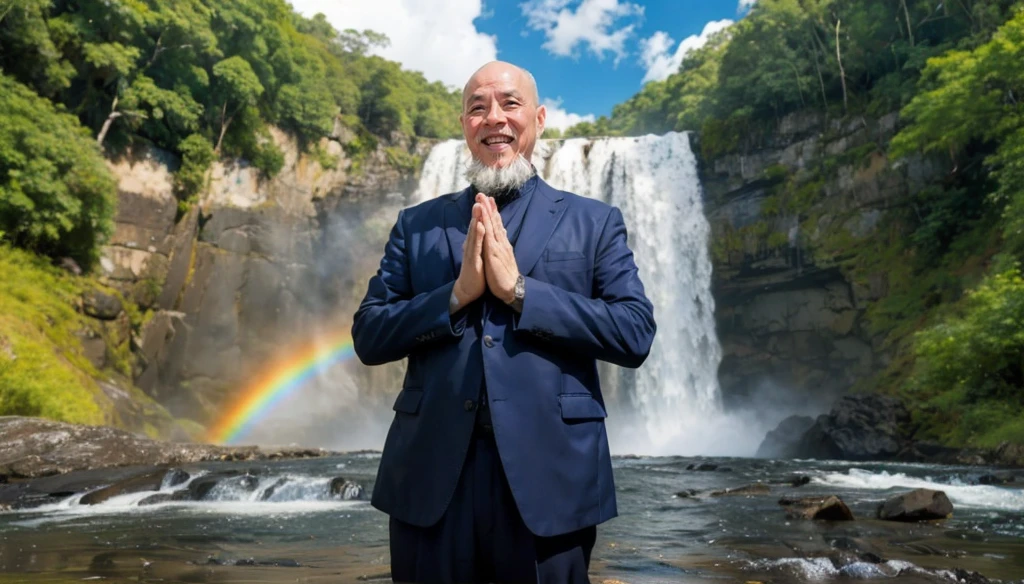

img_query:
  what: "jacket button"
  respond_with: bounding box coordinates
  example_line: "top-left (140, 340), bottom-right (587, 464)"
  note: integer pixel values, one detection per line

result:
top-left (483, 335), bottom-right (494, 348)
top-left (464, 399), bottom-right (475, 412)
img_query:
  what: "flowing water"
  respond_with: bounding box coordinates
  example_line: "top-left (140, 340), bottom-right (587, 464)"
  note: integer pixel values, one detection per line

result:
top-left (2, 456), bottom-right (1022, 583)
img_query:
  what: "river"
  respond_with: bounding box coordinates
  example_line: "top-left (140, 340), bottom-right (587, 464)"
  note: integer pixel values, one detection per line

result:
top-left (2, 454), bottom-right (1021, 583)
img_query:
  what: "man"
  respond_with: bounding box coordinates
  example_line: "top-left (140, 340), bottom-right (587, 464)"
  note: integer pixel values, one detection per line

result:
top-left (352, 61), bottom-right (656, 583)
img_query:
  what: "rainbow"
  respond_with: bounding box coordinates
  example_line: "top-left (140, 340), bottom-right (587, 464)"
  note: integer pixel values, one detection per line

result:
top-left (206, 329), bottom-right (356, 445)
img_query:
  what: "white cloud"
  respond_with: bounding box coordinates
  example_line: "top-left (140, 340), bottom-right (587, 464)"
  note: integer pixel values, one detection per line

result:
top-left (639, 19), bottom-right (733, 84)
top-left (520, 0), bottom-right (644, 63)
top-left (541, 97), bottom-right (595, 131)
top-left (738, 0), bottom-right (758, 11)
top-left (288, 0), bottom-right (497, 89)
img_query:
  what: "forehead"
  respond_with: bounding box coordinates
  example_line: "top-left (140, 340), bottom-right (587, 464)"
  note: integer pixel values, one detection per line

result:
top-left (463, 67), bottom-right (530, 103)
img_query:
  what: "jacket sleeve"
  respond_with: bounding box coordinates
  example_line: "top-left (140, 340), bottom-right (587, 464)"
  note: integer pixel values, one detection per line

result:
top-left (352, 209), bottom-right (466, 366)
top-left (513, 206), bottom-right (656, 369)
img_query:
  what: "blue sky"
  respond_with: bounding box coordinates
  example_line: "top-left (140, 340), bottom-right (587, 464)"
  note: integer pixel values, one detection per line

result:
top-left (288, 0), bottom-right (756, 129)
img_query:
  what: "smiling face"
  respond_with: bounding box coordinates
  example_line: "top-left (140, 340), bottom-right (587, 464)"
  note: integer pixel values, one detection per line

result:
top-left (460, 62), bottom-right (547, 169)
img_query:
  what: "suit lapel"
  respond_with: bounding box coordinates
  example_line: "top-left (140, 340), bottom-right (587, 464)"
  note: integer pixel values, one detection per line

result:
top-left (443, 187), bottom-right (474, 278)
top-left (514, 178), bottom-right (566, 277)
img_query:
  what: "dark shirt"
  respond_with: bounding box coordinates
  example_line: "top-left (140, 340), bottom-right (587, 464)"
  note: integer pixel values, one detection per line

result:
top-left (467, 173), bottom-right (538, 431)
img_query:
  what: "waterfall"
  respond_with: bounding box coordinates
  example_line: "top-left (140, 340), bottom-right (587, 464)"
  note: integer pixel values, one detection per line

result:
top-left (411, 134), bottom-right (726, 455)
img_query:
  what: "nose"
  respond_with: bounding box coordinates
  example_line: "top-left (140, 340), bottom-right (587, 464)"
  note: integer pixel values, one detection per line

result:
top-left (484, 100), bottom-right (506, 126)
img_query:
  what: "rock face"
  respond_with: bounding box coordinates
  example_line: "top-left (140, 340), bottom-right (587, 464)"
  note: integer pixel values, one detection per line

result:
top-left (756, 414), bottom-right (815, 458)
top-left (877, 488), bottom-right (954, 521)
top-left (94, 127), bottom-right (428, 425)
top-left (757, 395), bottom-right (911, 461)
top-left (0, 416), bottom-right (331, 479)
top-left (701, 111), bottom-right (944, 411)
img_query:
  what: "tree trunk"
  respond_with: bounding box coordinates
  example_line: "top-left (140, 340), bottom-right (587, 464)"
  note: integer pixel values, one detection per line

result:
top-left (806, 32), bottom-right (829, 112)
top-left (835, 19), bottom-right (848, 112)
top-left (215, 102), bottom-right (231, 154)
top-left (900, 0), bottom-right (915, 47)
top-left (96, 96), bottom-right (121, 146)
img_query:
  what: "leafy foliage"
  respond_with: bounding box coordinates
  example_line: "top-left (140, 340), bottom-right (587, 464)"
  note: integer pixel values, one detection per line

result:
top-left (0, 0), bottom-right (463, 267)
top-left (911, 270), bottom-right (1024, 445)
top-left (0, 74), bottom-right (116, 268)
top-left (0, 246), bottom-right (105, 425)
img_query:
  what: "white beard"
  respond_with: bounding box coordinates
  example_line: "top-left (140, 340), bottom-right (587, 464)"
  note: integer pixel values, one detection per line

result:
top-left (464, 153), bottom-right (535, 194)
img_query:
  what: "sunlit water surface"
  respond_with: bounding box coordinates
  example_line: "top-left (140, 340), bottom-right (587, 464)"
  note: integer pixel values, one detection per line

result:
top-left (2, 454), bottom-right (1023, 583)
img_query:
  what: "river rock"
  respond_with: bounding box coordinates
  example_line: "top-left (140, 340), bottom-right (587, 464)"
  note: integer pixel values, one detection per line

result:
top-left (163, 468), bottom-right (190, 487)
top-left (79, 468), bottom-right (166, 505)
top-left (138, 490), bottom-right (192, 506)
top-left (789, 475), bottom-right (811, 487)
top-left (0, 416), bottom-right (334, 479)
top-left (710, 483), bottom-right (770, 497)
top-left (779, 495), bottom-right (855, 520)
top-left (756, 415), bottom-right (816, 458)
top-left (977, 472), bottom-right (1016, 485)
top-left (877, 488), bottom-right (953, 521)
top-left (685, 462), bottom-right (719, 471)
top-left (330, 477), bottom-right (364, 500)
top-left (993, 441), bottom-right (1024, 467)
top-left (787, 395), bottom-right (911, 460)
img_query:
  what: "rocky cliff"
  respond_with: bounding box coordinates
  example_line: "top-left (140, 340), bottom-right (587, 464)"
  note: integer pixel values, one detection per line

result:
top-left (700, 111), bottom-right (943, 414)
top-left (92, 125), bottom-right (430, 433)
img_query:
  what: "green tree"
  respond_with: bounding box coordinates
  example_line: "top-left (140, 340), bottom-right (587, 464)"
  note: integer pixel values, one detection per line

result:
top-left (0, 74), bottom-right (116, 267)
top-left (211, 55), bottom-right (264, 152)
top-left (891, 7), bottom-right (1024, 255)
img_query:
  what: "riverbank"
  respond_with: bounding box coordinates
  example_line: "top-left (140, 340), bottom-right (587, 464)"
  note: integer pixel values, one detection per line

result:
top-left (0, 416), bottom-right (334, 480)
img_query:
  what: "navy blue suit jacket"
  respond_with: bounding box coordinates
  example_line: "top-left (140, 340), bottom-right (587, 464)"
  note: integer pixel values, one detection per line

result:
top-left (352, 176), bottom-right (656, 537)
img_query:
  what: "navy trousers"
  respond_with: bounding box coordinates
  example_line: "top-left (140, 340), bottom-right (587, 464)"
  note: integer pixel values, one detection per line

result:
top-left (388, 428), bottom-right (597, 583)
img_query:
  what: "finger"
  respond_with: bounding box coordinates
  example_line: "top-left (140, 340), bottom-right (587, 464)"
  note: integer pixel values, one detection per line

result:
top-left (486, 197), bottom-right (502, 241)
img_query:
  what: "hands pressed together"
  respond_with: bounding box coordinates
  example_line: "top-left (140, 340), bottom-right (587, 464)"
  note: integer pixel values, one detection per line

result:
top-left (452, 193), bottom-right (520, 311)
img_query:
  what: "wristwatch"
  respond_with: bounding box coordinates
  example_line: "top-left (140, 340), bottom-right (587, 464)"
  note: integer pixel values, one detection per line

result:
top-left (508, 275), bottom-right (525, 313)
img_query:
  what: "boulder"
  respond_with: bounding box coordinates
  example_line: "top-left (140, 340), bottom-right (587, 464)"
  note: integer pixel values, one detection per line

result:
top-left (788, 395), bottom-right (911, 460)
top-left (779, 495), bottom-right (855, 520)
top-left (790, 475), bottom-right (811, 487)
top-left (756, 415), bottom-right (815, 458)
top-left (993, 441), bottom-right (1024, 467)
top-left (79, 468), bottom-right (166, 505)
top-left (330, 477), bottom-right (364, 500)
top-left (877, 488), bottom-right (953, 521)
top-left (82, 289), bottom-right (124, 320)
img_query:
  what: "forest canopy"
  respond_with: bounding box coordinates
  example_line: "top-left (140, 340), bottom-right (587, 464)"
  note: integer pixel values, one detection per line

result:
top-left (0, 0), bottom-right (463, 266)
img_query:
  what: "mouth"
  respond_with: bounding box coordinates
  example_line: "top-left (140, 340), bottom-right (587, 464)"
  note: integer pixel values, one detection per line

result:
top-left (481, 134), bottom-right (514, 151)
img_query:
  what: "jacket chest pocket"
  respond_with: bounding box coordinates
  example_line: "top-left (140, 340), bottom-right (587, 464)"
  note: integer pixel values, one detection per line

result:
top-left (544, 250), bottom-right (587, 272)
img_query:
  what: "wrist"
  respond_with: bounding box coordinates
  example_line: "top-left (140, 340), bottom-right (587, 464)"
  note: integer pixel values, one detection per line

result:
top-left (506, 274), bottom-right (525, 312)
top-left (452, 280), bottom-right (476, 312)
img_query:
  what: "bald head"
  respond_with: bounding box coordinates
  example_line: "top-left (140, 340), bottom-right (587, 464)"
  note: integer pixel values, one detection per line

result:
top-left (462, 61), bottom-right (540, 109)
top-left (459, 60), bottom-right (547, 170)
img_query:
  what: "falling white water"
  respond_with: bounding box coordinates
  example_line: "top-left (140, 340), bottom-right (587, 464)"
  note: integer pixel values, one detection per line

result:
top-left (411, 134), bottom-right (726, 455)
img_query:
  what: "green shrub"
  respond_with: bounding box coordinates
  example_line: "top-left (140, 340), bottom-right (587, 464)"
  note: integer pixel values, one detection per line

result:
top-left (913, 269), bottom-right (1024, 405)
top-left (0, 74), bottom-right (116, 269)
top-left (174, 134), bottom-right (216, 200)
top-left (0, 246), bottom-right (104, 424)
